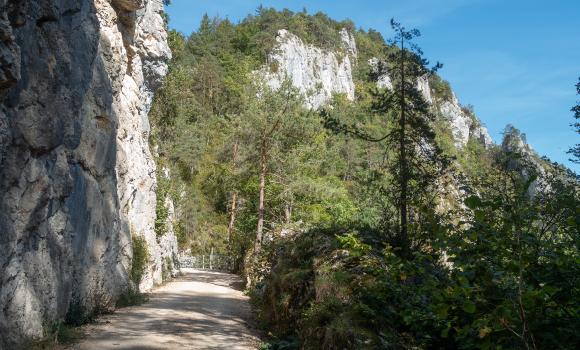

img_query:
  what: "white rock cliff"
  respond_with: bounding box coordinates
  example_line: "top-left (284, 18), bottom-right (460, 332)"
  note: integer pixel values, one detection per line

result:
top-left (261, 29), bottom-right (493, 148)
top-left (0, 0), bottom-right (174, 348)
top-left (261, 29), bottom-right (356, 109)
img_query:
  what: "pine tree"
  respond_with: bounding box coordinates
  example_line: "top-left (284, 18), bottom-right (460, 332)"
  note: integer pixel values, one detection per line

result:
top-left (323, 19), bottom-right (447, 254)
top-left (238, 81), bottom-right (311, 255)
top-left (568, 77), bottom-right (580, 163)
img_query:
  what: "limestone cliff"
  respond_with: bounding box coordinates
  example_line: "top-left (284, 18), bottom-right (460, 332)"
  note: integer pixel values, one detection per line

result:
top-left (501, 127), bottom-right (549, 197)
top-left (369, 60), bottom-right (493, 149)
top-left (437, 93), bottom-right (493, 148)
top-left (0, 0), bottom-right (174, 348)
top-left (261, 29), bottom-right (357, 109)
top-left (260, 28), bottom-right (493, 149)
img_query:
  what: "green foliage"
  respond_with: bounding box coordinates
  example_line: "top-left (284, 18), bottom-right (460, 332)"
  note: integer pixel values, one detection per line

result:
top-left (115, 236), bottom-right (152, 309)
top-left (116, 286), bottom-right (149, 308)
top-left (429, 74), bottom-right (453, 102)
top-left (155, 170), bottom-right (170, 238)
top-left (150, 8), bottom-right (408, 263)
top-left (439, 163), bottom-right (580, 349)
top-left (322, 19), bottom-right (449, 256)
top-left (235, 7), bottom-right (354, 61)
top-left (152, 8), bottom-right (579, 349)
top-left (253, 159), bottom-right (580, 349)
top-left (131, 236), bottom-right (149, 286)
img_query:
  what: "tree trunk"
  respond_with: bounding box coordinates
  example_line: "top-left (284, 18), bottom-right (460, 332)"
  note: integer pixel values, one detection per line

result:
top-left (228, 192), bottom-right (237, 242)
top-left (227, 141), bottom-right (239, 244)
top-left (399, 34), bottom-right (409, 253)
top-left (285, 203), bottom-right (292, 224)
top-left (255, 143), bottom-right (267, 255)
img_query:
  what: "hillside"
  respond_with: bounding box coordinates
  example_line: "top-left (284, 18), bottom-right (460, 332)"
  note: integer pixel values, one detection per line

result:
top-left (149, 8), bottom-right (548, 264)
top-left (149, 8), bottom-right (579, 350)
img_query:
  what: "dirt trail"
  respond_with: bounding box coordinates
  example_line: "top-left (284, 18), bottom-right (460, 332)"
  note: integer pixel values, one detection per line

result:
top-left (71, 268), bottom-right (260, 350)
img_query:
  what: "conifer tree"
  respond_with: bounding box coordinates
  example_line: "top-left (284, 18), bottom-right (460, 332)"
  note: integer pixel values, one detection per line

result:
top-left (323, 19), bottom-right (447, 254)
top-left (568, 77), bottom-right (580, 163)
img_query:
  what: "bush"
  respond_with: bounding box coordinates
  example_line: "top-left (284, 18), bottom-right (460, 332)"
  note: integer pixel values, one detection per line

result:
top-left (131, 236), bottom-right (149, 286)
top-left (252, 166), bottom-right (580, 349)
top-left (155, 173), bottom-right (170, 238)
top-left (116, 286), bottom-right (149, 308)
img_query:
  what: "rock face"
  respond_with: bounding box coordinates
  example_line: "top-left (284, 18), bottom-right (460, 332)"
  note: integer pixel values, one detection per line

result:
top-left (0, 0), bottom-right (173, 348)
top-left (157, 167), bottom-right (180, 279)
top-left (436, 93), bottom-right (493, 149)
top-left (369, 57), bottom-right (393, 90)
top-left (261, 29), bottom-right (356, 109)
top-left (260, 29), bottom-right (492, 149)
top-left (368, 60), bottom-right (492, 149)
top-left (417, 75), bottom-right (433, 104)
top-left (501, 128), bottom-right (547, 197)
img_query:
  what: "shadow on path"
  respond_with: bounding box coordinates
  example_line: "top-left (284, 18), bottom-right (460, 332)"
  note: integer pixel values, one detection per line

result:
top-left (70, 269), bottom-right (260, 350)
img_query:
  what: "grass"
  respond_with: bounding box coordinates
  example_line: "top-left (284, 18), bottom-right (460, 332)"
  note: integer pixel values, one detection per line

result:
top-left (23, 323), bottom-right (82, 350)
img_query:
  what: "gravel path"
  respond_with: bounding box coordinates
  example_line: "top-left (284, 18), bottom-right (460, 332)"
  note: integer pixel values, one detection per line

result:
top-left (71, 268), bottom-right (260, 350)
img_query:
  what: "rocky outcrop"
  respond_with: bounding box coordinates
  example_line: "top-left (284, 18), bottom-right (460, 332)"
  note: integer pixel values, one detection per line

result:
top-left (261, 29), bottom-right (356, 109)
top-left (417, 75), bottom-right (433, 104)
top-left (436, 92), bottom-right (493, 149)
top-left (0, 0), bottom-right (173, 348)
top-left (260, 28), bottom-right (493, 149)
top-left (501, 127), bottom-right (548, 197)
top-left (367, 57), bottom-right (491, 149)
top-left (107, 0), bottom-right (173, 291)
top-left (369, 57), bottom-right (393, 90)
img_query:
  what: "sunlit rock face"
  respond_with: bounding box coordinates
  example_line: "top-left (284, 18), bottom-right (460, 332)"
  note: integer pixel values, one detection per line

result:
top-left (261, 29), bottom-right (357, 109)
top-left (501, 129), bottom-right (548, 197)
top-left (415, 76), bottom-right (493, 149)
top-left (0, 0), bottom-right (173, 348)
top-left (417, 75), bottom-right (433, 104)
top-left (366, 57), bottom-right (491, 149)
top-left (260, 28), bottom-right (493, 149)
top-left (435, 92), bottom-right (493, 149)
top-left (105, 0), bottom-right (174, 292)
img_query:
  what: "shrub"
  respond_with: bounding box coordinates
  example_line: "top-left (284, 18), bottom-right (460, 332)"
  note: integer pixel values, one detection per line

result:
top-left (131, 236), bottom-right (149, 286)
top-left (116, 286), bottom-right (148, 308)
top-left (429, 74), bottom-right (453, 101)
top-left (252, 169), bottom-right (580, 349)
top-left (155, 174), bottom-right (170, 238)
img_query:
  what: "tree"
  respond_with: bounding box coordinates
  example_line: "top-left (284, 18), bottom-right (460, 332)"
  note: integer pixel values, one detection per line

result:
top-left (568, 77), bottom-right (580, 163)
top-left (227, 139), bottom-right (239, 244)
top-left (322, 19), bottom-right (447, 254)
top-left (239, 81), bottom-right (311, 255)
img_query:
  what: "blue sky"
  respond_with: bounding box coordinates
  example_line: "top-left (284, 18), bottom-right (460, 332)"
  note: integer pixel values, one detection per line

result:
top-left (166, 0), bottom-right (580, 172)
